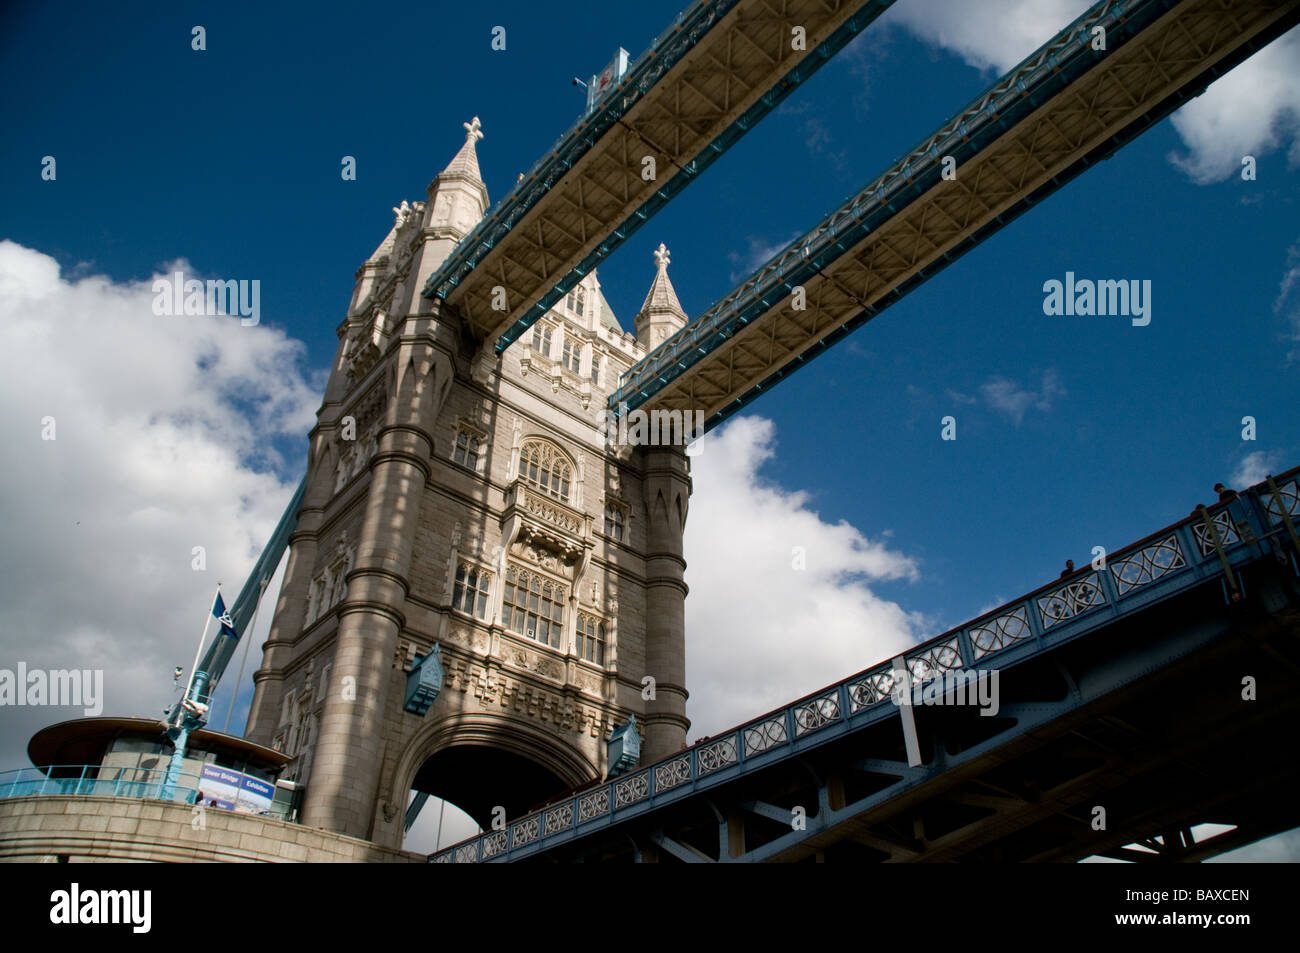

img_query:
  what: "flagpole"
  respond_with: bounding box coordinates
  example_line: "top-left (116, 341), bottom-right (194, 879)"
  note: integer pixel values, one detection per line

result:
top-left (162, 582), bottom-right (221, 802)
top-left (178, 582), bottom-right (220, 725)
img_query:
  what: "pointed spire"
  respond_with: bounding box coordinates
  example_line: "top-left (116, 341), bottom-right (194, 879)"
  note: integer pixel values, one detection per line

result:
top-left (441, 115), bottom-right (484, 181)
top-left (639, 243), bottom-right (686, 317)
top-left (636, 243), bottom-right (687, 345)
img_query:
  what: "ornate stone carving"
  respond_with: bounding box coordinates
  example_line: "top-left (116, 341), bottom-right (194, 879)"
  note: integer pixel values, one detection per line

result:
top-left (393, 640), bottom-right (417, 671)
top-left (522, 492), bottom-right (582, 534)
top-left (431, 193), bottom-right (452, 225)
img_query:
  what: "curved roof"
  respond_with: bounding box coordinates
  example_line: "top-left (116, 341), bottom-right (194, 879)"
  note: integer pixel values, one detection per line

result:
top-left (27, 717), bottom-right (291, 773)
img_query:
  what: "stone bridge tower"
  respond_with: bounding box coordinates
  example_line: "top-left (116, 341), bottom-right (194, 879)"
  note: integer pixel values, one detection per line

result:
top-left (244, 119), bottom-right (691, 846)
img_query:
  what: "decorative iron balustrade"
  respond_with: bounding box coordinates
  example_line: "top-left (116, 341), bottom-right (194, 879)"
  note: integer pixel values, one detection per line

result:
top-left (908, 637), bottom-right (963, 680)
top-left (1265, 477), bottom-right (1299, 523)
top-left (969, 606), bottom-right (1032, 660)
top-left (1038, 572), bottom-right (1107, 628)
top-left (847, 668), bottom-right (895, 712)
top-left (429, 469), bottom-right (1299, 863)
top-left (1109, 537), bottom-right (1186, 596)
top-left (578, 790), bottom-right (610, 822)
top-left (793, 692), bottom-right (841, 737)
top-left (697, 737), bottom-right (738, 775)
top-left (511, 816), bottom-right (539, 847)
top-left (1194, 511), bottom-right (1241, 555)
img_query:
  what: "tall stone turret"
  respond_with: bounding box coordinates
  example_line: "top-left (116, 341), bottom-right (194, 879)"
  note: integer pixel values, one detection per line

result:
top-left (245, 119), bottom-right (692, 847)
top-left (634, 243), bottom-right (688, 349)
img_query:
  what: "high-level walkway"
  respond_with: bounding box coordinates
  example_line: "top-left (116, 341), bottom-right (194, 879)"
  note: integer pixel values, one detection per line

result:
top-left (421, 0), bottom-right (901, 349)
top-left (611, 0), bottom-right (1300, 431)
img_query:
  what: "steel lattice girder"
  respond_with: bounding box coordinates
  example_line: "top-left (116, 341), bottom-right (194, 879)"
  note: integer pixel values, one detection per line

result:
top-left (612, 0), bottom-right (1300, 429)
top-left (419, 0), bottom-right (901, 347)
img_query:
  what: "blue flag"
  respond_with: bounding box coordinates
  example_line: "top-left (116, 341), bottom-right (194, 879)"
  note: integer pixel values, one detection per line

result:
top-left (211, 591), bottom-right (237, 639)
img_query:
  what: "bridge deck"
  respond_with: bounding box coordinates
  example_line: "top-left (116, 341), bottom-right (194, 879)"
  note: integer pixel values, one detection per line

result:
top-left (431, 467), bottom-right (1300, 862)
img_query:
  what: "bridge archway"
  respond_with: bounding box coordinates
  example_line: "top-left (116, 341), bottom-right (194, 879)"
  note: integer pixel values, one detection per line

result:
top-left (391, 713), bottom-right (597, 846)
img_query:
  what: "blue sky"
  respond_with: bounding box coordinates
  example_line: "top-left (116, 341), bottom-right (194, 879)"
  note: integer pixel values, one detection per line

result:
top-left (2, 1), bottom-right (1298, 857)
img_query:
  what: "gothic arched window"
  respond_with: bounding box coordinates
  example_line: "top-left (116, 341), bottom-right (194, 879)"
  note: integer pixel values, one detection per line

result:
top-left (531, 323), bottom-right (553, 358)
top-left (561, 337), bottom-right (581, 374)
top-left (566, 286), bottom-right (585, 317)
top-left (577, 613), bottom-right (606, 665)
top-left (453, 563), bottom-right (491, 619)
top-left (519, 440), bottom-right (572, 502)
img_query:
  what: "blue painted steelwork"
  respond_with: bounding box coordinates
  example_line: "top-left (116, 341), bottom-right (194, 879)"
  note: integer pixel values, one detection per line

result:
top-left (608, 0), bottom-right (1160, 415)
top-left (609, 0), bottom-right (1294, 429)
top-left (428, 467), bottom-right (1300, 862)
top-left (194, 475), bottom-right (307, 700)
top-left (403, 644), bottom-right (445, 716)
top-left (488, 0), bottom-right (900, 353)
top-left (419, 0), bottom-right (902, 354)
top-left (0, 765), bottom-right (202, 805)
top-left (607, 715), bottom-right (641, 777)
top-left (405, 791), bottom-right (431, 832)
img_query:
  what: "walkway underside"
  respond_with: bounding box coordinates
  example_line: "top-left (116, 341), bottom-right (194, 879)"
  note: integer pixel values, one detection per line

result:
top-left (424, 0), bottom-right (900, 348)
top-left (615, 0), bottom-right (1300, 430)
top-left (524, 564), bottom-right (1300, 862)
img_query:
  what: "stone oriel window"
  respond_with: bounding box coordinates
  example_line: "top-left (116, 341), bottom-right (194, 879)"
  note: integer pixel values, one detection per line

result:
top-left (577, 613), bottom-right (606, 665)
top-left (452, 563), bottom-right (491, 619)
top-left (519, 440), bottom-right (572, 502)
top-left (561, 337), bottom-right (581, 374)
top-left (452, 427), bottom-right (482, 470)
top-left (503, 565), bottom-right (565, 649)
top-left (531, 324), bottom-right (553, 358)
top-left (603, 501), bottom-right (626, 542)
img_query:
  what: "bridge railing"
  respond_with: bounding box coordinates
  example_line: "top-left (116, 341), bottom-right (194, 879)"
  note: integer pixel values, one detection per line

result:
top-left (609, 0), bottom-right (1162, 415)
top-left (0, 765), bottom-right (201, 806)
top-left (429, 467), bottom-right (1300, 862)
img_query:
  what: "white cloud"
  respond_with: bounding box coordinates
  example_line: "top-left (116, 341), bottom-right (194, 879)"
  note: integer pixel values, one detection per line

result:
top-left (1276, 239), bottom-right (1300, 361)
top-left (727, 233), bottom-right (799, 283)
top-left (0, 241), bottom-right (320, 769)
top-left (682, 416), bottom-right (923, 738)
top-left (881, 2), bottom-right (1300, 186)
top-left (1231, 450), bottom-right (1286, 489)
top-left (1168, 30), bottom-right (1300, 184)
top-left (980, 369), bottom-right (1065, 425)
top-left (882, 0), bottom-right (1092, 74)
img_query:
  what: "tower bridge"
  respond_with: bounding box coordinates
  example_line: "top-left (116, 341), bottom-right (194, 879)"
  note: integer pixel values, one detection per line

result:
top-left (4, 0), bottom-right (1298, 864)
top-left (227, 0), bottom-right (1300, 855)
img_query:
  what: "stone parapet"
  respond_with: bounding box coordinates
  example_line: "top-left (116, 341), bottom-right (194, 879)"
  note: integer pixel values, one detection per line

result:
top-left (0, 797), bottom-right (423, 863)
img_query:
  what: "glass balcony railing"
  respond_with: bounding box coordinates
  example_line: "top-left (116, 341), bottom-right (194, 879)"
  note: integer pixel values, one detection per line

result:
top-left (0, 765), bottom-right (200, 805)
